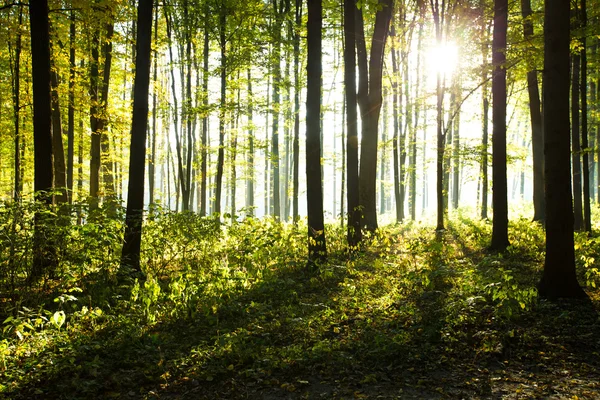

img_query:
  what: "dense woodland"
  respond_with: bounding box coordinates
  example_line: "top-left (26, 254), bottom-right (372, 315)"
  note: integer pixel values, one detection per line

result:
top-left (1, 0), bottom-right (600, 398)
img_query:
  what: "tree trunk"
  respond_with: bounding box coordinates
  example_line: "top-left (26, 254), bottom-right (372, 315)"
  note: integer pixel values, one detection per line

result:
top-left (149, 6), bottom-right (158, 207)
top-left (521, 0), bottom-right (545, 223)
top-left (344, 0), bottom-right (361, 246)
top-left (356, 0), bottom-right (393, 232)
top-left (246, 68), bottom-right (255, 213)
top-left (12, 5), bottom-right (23, 202)
top-left (538, 0), bottom-right (587, 299)
top-left (200, 6), bottom-right (209, 216)
top-left (121, 0), bottom-right (153, 277)
top-left (572, 53), bottom-right (583, 231)
top-left (490, 0), bottom-right (510, 251)
top-left (214, 8), bottom-right (226, 215)
top-left (391, 26), bottom-right (402, 223)
top-left (67, 8), bottom-right (75, 202)
top-left (30, 0), bottom-right (55, 279)
top-left (50, 65), bottom-right (68, 205)
top-left (306, 0), bottom-right (326, 264)
top-left (580, 0), bottom-right (591, 233)
top-left (292, 0), bottom-right (302, 223)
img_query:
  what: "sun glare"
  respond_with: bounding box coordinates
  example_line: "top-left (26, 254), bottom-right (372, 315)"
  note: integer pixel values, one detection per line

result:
top-left (427, 43), bottom-right (459, 77)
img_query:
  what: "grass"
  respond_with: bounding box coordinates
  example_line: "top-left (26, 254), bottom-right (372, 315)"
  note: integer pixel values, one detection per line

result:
top-left (1, 208), bottom-right (600, 399)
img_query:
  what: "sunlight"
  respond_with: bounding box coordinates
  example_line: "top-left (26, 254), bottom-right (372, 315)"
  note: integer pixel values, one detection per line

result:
top-left (427, 42), bottom-right (459, 78)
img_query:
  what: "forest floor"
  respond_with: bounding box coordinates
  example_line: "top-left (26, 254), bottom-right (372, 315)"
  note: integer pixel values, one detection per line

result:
top-left (2, 216), bottom-right (600, 399)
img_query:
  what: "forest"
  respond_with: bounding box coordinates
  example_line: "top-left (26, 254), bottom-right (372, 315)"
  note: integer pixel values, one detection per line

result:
top-left (1, 0), bottom-right (600, 398)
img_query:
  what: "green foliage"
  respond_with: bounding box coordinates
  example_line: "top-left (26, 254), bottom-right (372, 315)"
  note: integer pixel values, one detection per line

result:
top-left (0, 212), bottom-right (598, 398)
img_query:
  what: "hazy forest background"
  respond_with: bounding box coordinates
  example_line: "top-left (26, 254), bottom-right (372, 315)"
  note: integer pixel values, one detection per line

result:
top-left (1, 0), bottom-right (600, 398)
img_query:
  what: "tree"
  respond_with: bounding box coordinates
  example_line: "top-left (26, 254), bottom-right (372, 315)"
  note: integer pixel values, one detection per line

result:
top-left (520, 0), bottom-right (544, 223)
top-left (306, 0), bottom-right (326, 264)
top-left (121, 0), bottom-right (153, 276)
top-left (344, 0), bottom-right (361, 246)
top-left (538, 0), bottom-right (586, 299)
top-left (490, 0), bottom-right (510, 251)
top-left (29, 0), bottom-right (55, 279)
top-left (356, 0), bottom-right (393, 232)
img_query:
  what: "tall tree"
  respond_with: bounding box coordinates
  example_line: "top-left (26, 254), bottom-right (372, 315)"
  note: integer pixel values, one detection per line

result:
top-left (10, 5), bottom-right (23, 202)
top-left (121, 0), bottom-right (153, 276)
top-left (572, 51), bottom-right (583, 231)
top-left (29, 0), bottom-right (55, 279)
top-left (356, 0), bottom-right (393, 232)
top-left (292, 0), bottom-right (302, 223)
top-left (520, 0), bottom-right (544, 223)
top-left (538, 0), bottom-right (586, 299)
top-left (580, 0), bottom-right (591, 233)
top-left (214, 4), bottom-right (227, 215)
top-left (490, 0), bottom-right (510, 251)
top-left (306, 0), bottom-right (326, 264)
top-left (344, 0), bottom-right (361, 246)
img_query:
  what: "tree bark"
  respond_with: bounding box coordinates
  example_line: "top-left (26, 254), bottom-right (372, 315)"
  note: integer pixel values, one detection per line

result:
top-left (306, 0), bottom-right (326, 264)
top-left (539, 0), bottom-right (587, 299)
top-left (520, 0), bottom-right (544, 223)
top-left (214, 7), bottom-right (227, 215)
top-left (344, 0), bottom-right (361, 246)
top-left (580, 0), bottom-right (591, 233)
top-left (356, 0), bottom-right (393, 232)
top-left (121, 0), bottom-right (153, 276)
top-left (292, 0), bottom-right (302, 223)
top-left (30, 0), bottom-right (55, 279)
top-left (572, 53), bottom-right (583, 231)
top-left (490, 0), bottom-right (510, 251)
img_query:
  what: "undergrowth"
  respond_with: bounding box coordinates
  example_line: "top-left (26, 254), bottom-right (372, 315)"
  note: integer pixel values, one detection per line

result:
top-left (0, 203), bottom-right (599, 398)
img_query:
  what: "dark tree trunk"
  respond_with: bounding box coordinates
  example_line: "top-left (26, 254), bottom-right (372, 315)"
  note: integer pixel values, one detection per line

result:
top-left (572, 53), bottom-right (583, 231)
top-left (490, 0), bottom-right (510, 251)
top-left (67, 8), bottom-right (75, 202)
top-left (50, 57), bottom-right (68, 205)
top-left (149, 6), bottom-right (158, 207)
top-left (214, 8), bottom-right (226, 215)
top-left (292, 0), bottom-right (302, 223)
top-left (89, 27), bottom-right (101, 210)
top-left (200, 6), bottom-right (209, 216)
top-left (344, 0), bottom-right (361, 246)
top-left (580, 0), bottom-right (591, 233)
top-left (30, 0), bottom-right (55, 279)
top-left (356, 0), bottom-right (393, 233)
top-left (121, 0), bottom-right (153, 276)
top-left (538, 0), bottom-right (587, 299)
top-left (521, 0), bottom-right (545, 223)
top-left (306, 0), bottom-right (326, 264)
top-left (12, 5), bottom-right (23, 202)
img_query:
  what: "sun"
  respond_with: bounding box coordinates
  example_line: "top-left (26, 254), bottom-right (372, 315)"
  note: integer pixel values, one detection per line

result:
top-left (427, 42), bottom-right (459, 78)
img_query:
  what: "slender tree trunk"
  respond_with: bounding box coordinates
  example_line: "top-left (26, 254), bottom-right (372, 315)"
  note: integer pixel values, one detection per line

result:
top-left (121, 0), bottom-right (153, 277)
top-left (521, 0), bottom-right (544, 223)
top-left (200, 7), bottom-right (209, 216)
top-left (451, 83), bottom-right (461, 210)
top-left (344, 0), bottom-right (361, 246)
top-left (391, 27), bottom-right (402, 223)
top-left (149, 6), bottom-right (158, 207)
top-left (580, 0), bottom-right (591, 232)
top-left (572, 53), bottom-right (583, 231)
top-left (67, 8), bottom-right (75, 202)
top-left (50, 66), bottom-right (68, 205)
top-left (12, 5), bottom-right (23, 202)
top-left (292, 0), bottom-right (302, 223)
top-left (490, 0), bottom-right (510, 251)
top-left (89, 27), bottom-right (101, 210)
top-left (246, 68), bottom-right (255, 212)
top-left (214, 8), bottom-right (227, 215)
top-left (306, 0), bottom-right (326, 264)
